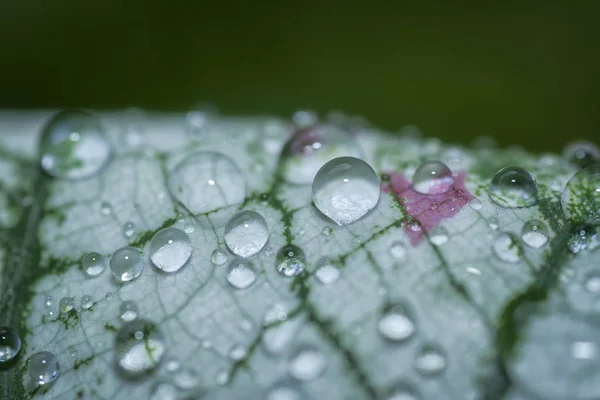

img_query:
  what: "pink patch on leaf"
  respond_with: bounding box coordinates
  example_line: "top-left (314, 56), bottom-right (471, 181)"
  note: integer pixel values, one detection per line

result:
top-left (382, 171), bottom-right (473, 246)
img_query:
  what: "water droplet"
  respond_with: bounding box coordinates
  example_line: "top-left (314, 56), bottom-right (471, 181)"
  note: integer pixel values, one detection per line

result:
top-left (288, 346), bottom-right (327, 381)
top-left (228, 344), bottom-right (247, 361)
top-left (226, 259), bottom-right (257, 289)
top-left (100, 201), bottom-right (112, 215)
top-left (110, 247), bottom-right (145, 282)
top-left (165, 358), bottom-right (180, 373)
top-left (563, 141), bottom-right (600, 168)
top-left (150, 381), bottom-right (178, 400)
top-left (385, 383), bottom-right (421, 400)
top-left (280, 125), bottom-right (361, 184)
top-left (168, 151), bottom-right (245, 213)
top-left (314, 258), bottom-right (340, 284)
top-left (521, 219), bottom-right (549, 249)
top-left (81, 295), bottom-right (93, 310)
top-left (215, 369), bottom-right (230, 385)
top-left (414, 343), bottom-right (447, 376)
top-left (378, 303), bottom-right (416, 342)
top-left (182, 217), bottom-right (196, 234)
top-left (28, 351), bottom-right (60, 385)
top-left (123, 221), bottom-right (136, 238)
top-left (493, 232), bottom-right (521, 263)
top-left (469, 198), bottom-right (482, 210)
top-left (149, 227), bottom-right (192, 273)
top-left (488, 217), bottom-right (499, 231)
top-left (115, 319), bottom-right (166, 378)
top-left (120, 301), bottom-right (139, 322)
top-left (39, 110), bottom-right (112, 180)
top-left (105, 292), bottom-right (114, 301)
top-left (429, 227), bottom-right (449, 246)
top-left (82, 252), bottom-right (106, 277)
top-left (276, 245), bottom-right (306, 277)
top-left (312, 157), bottom-right (380, 225)
top-left (224, 210), bottom-right (269, 258)
top-left (68, 348), bottom-right (78, 358)
top-left (584, 271), bottom-right (600, 293)
top-left (489, 166), bottom-right (538, 208)
top-left (390, 242), bottom-right (407, 260)
top-left (0, 327), bottom-right (21, 363)
top-left (412, 161), bottom-right (454, 195)
top-left (266, 382), bottom-right (303, 400)
top-left (561, 166), bottom-right (600, 225)
top-left (211, 248), bottom-right (228, 266)
top-left (59, 297), bottom-right (74, 313)
top-left (321, 226), bottom-right (333, 236)
top-left (292, 110), bottom-right (318, 127)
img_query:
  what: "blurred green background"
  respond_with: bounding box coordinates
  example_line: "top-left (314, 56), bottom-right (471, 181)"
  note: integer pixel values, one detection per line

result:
top-left (0, 1), bottom-right (598, 152)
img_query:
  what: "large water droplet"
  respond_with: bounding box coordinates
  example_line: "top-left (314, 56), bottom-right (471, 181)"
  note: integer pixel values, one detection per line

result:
top-left (414, 343), bottom-right (447, 376)
top-left (412, 161), bottom-right (454, 195)
top-left (168, 151), bottom-right (245, 214)
top-left (224, 210), bottom-right (269, 258)
top-left (226, 259), bottom-right (257, 289)
top-left (81, 295), bottom-right (93, 310)
top-left (149, 227), bottom-right (192, 273)
top-left (561, 166), bottom-right (600, 225)
top-left (280, 125), bottom-right (361, 184)
top-left (287, 346), bottom-right (327, 381)
top-left (489, 166), bottom-right (538, 208)
top-left (120, 301), bottom-right (139, 322)
top-left (312, 157), bottom-right (380, 226)
top-left (0, 327), bottom-right (21, 363)
top-left (211, 248), bottom-right (228, 266)
top-left (110, 247), bottom-right (145, 282)
top-left (115, 319), bottom-right (166, 378)
top-left (563, 141), bottom-right (600, 168)
top-left (521, 219), bottom-right (549, 249)
top-left (492, 232), bottom-right (521, 263)
top-left (276, 245), bottom-right (306, 277)
top-left (59, 297), bottom-right (74, 313)
top-left (82, 252), bottom-right (106, 277)
top-left (378, 303), bottom-right (416, 342)
top-left (39, 110), bottom-right (112, 180)
top-left (28, 351), bottom-right (60, 385)
top-left (314, 258), bottom-right (340, 284)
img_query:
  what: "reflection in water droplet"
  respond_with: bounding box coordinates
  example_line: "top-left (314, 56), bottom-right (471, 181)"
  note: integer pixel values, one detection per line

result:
top-left (211, 248), bottom-right (228, 266)
top-left (314, 258), bottom-right (340, 284)
top-left (378, 303), bottom-right (416, 342)
top-left (489, 166), bottom-right (538, 208)
top-left (521, 219), bottom-right (549, 249)
top-left (110, 247), bottom-right (145, 282)
top-left (414, 343), bottom-right (447, 376)
top-left (168, 151), bottom-right (245, 214)
top-left (561, 166), bottom-right (600, 225)
top-left (39, 110), bottom-right (112, 180)
top-left (82, 252), bottom-right (106, 277)
top-left (276, 245), bottom-right (306, 277)
top-left (412, 161), bottom-right (454, 195)
top-left (123, 221), bottom-right (136, 238)
top-left (59, 297), bottom-right (74, 313)
top-left (390, 242), bottom-right (407, 260)
top-left (224, 210), bottom-right (269, 258)
top-left (115, 319), bottom-right (166, 378)
top-left (150, 227), bottom-right (192, 273)
top-left (81, 295), bottom-right (93, 310)
top-left (288, 346), bottom-right (327, 381)
top-left (28, 351), bottom-right (60, 385)
top-left (0, 326), bottom-right (21, 363)
top-left (493, 233), bottom-right (521, 263)
top-left (120, 301), bottom-right (139, 322)
top-left (226, 259), bottom-right (257, 289)
top-left (312, 157), bottom-right (380, 226)
top-left (429, 227), bottom-right (449, 246)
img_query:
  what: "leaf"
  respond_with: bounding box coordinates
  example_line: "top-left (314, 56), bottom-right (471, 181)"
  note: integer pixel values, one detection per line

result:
top-left (0, 111), bottom-right (599, 400)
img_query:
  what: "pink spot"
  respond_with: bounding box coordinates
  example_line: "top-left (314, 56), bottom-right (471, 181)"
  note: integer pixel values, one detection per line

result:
top-left (382, 171), bottom-right (473, 246)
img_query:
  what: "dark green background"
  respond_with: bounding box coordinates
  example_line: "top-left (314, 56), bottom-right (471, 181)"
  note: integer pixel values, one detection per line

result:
top-left (0, 1), bottom-right (598, 152)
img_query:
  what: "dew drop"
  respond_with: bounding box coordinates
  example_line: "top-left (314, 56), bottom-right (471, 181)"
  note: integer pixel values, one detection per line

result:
top-left (385, 383), bottom-right (421, 400)
top-left (149, 227), bottom-right (192, 273)
top-left (100, 201), bottom-right (113, 216)
top-left (488, 217), bottom-right (499, 231)
top-left (164, 358), bottom-right (180, 373)
top-left (288, 346), bottom-right (327, 381)
top-left (276, 245), bottom-right (306, 277)
top-left (39, 110), bottom-right (112, 180)
top-left (123, 221), bottom-right (136, 238)
top-left (489, 166), bottom-right (538, 208)
top-left (226, 259), bottom-right (257, 289)
top-left (182, 217), bottom-right (196, 234)
top-left (172, 368), bottom-right (200, 390)
top-left (59, 297), bottom-right (74, 313)
top-left (563, 141), bottom-right (600, 168)
top-left (412, 161), bottom-right (454, 195)
top-left (211, 248), bottom-right (228, 266)
top-left (68, 348), bottom-right (78, 359)
top-left (414, 343), bottom-right (447, 376)
top-left (468, 198), bottom-right (482, 210)
top-left (267, 381), bottom-right (303, 400)
top-left (120, 301), bottom-right (139, 322)
top-left (168, 151), bottom-right (245, 214)
top-left (389, 242), bottom-right (407, 260)
top-left (110, 247), bottom-right (145, 282)
top-left (28, 351), bottom-right (60, 385)
top-left (105, 292), bottom-right (114, 301)
top-left (216, 369), bottom-right (230, 385)
top-left (429, 227), bottom-right (449, 246)
top-left (150, 381), bottom-right (178, 400)
top-left (224, 210), bottom-right (269, 258)
top-left (561, 166), bottom-right (600, 225)
top-left (115, 319), bottom-right (166, 378)
top-left (492, 232), bottom-right (521, 263)
top-left (81, 295), bottom-right (93, 310)
top-left (321, 226), bottom-right (333, 236)
top-left (312, 157), bottom-right (380, 226)
top-left (0, 327), bottom-right (21, 363)
top-left (521, 219), bottom-right (549, 249)
top-left (378, 303), bottom-right (416, 342)
top-left (227, 344), bottom-right (247, 361)
top-left (584, 271), bottom-right (600, 293)
top-left (314, 258), bottom-right (340, 284)
top-left (82, 252), bottom-right (106, 277)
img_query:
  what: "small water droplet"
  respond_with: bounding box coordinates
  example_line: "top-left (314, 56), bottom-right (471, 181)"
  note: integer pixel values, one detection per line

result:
top-left (429, 227), bottom-right (449, 246)
top-left (489, 166), bottom-right (538, 208)
top-left (39, 110), bottom-right (112, 180)
top-left (28, 351), bottom-right (60, 385)
top-left (321, 226), bottom-right (333, 236)
top-left (105, 292), bottom-right (114, 301)
top-left (110, 247), bottom-right (145, 282)
top-left (149, 227), bottom-right (192, 273)
top-left (115, 319), bottom-right (166, 378)
top-left (414, 343), bottom-right (447, 376)
top-left (314, 258), bottom-right (340, 284)
top-left (561, 166), bottom-right (600, 225)
top-left (120, 301), bottom-right (139, 322)
top-left (168, 152), bottom-right (245, 214)
top-left (521, 219), bottom-right (549, 249)
top-left (82, 252), bottom-right (106, 277)
top-left (68, 348), bottom-right (78, 358)
top-left (276, 245), bottom-right (306, 277)
top-left (182, 217), bottom-right (196, 234)
top-left (150, 381), bottom-right (178, 400)
top-left (228, 344), bottom-right (247, 361)
top-left (312, 157), bottom-right (380, 226)
top-left (59, 297), bottom-right (74, 313)
top-left (493, 232), bottom-right (521, 263)
top-left (123, 221), bottom-right (136, 238)
top-left (469, 198), bottom-right (482, 210)
top-left (215, 368), bottom-right (230, 385)
top-left (385, 383), bottom-right (421, 400)
top-left (100, 201), bottom-right (113, 216)
top-left (488, 217), bottom-right (499, 231)
top-left (264, 304), bottom-right (289, 325)
top-left (584, 271), bottom-right (600, 293)
top-left (563, 141), bottom-right (600, 168)
top-left (378, 303), bottom-right (416, 342)
top-left (172, 368), bottom-right (200, 390)
top-left (211, 248), bottom-right (228, 266)
top-left (288, 346), bottom-right (327, 381)
top-left (224, 210), bottom-right (269, 258)
top-left (390, 242), bottom-right (407, 260)
top-left (226, 259), bottom-right (257, 289)
top-left (412, 161), bottom-right (454, 195)
top-left (164, 358), bottom-right (180, 373)
top-left (81, 295), bottom-right (93, 310)
top-left (266, 382), bottom-right (303, 400)
top-left (0, 327), bottom-right (21, 363)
